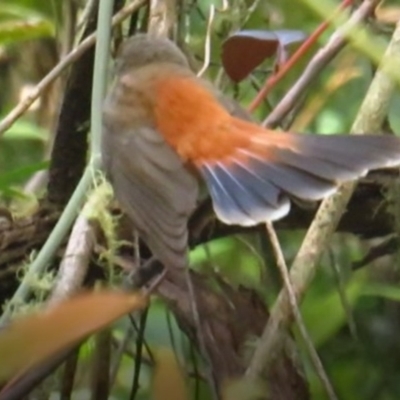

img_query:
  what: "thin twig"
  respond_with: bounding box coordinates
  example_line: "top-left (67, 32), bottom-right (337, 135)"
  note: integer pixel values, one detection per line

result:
top-left (184, 267), bottom-right (220, 400)
top-left (328, 250), bottom-right (358, 340)
top-left (129, 308), bottom-right (149, 400)
top-left (300, 0), bottom-right (396, 73)
top-left (248, 0), bottom-right (353, 112)
top-left (110, 326), bottom-right (135, 386)
top-left (60, 348), bottom-right (80, 400)
top-left (77, 0), bottom-right (98, 31)
top-left (264, 0), bottom-right (378, 127)
top-left (129, 314), bottom-right (156, 364)
top-left (90, 328), bottom-right (112, 400)
top-left (265, 222), bottom-right (338, 400)
top-left (49, 179), bottom-right (113, 304)
top-left (197, 4), bottom-right (216, 77)
top-left (0, 0), bottom-right (146, 137)
top-left (148, 0), bottom-right (177, 36)
top-left (190, 342), bottom-right (201, 400)
top-left (0, 167), bottom-right (94, 325)
top-left (166, 310), bottom-right (179, 364)
top-left (246, 14), bottom-right (400, 381)
top-left (0, 0), bottom-right (117, 324)
top-left (49, 212), bottom-right (96, 305)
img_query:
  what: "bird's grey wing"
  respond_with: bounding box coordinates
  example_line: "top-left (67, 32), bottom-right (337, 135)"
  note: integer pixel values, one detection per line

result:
top-left (103, 125), bottom-right (199, 269)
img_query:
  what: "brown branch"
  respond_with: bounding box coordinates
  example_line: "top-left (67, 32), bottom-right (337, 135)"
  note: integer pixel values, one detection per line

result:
top-left (246, 9), bottom-right (400, 381)
top-left (49, 212), bottom-right (97, 305)
top-left (265, 222), bottom-right (338, 400)
top-left (156, 270), bottom-right (310, 400)
top-left (147, 0), bottom-right (177, 37)
top-left (0, 179), bottom-right (396, 397)
top-left (0, 171), bottom-right (397, 296)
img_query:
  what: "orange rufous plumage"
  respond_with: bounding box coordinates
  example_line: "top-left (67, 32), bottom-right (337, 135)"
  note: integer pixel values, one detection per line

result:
top-left (153, 73), bottom-right (297, 164)
top-left (102, 34), bottom-right (400, 269)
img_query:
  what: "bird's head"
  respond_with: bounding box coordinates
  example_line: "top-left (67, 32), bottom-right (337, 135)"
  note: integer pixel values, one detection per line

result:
top-left (115, 34), bottom-right (189, 74)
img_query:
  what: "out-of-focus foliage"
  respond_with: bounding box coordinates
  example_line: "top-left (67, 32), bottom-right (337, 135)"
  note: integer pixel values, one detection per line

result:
top-left (0, 0), bottom-right (59, 199)
top-left (1, 0), bottom-right (400, 399)
top-left (0, 291), bottom-right (147, 381)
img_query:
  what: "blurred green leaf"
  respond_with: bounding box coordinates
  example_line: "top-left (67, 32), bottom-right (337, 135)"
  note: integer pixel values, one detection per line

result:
top-left (0, 0), bottom-right (56, 44)
top-left (301, 270), bottom-right (367, 347)
top-left (0, 0), bottom-right (57, 21)
top-left (0, 161), bottom-right (48, 190)
top-left (0, 18), bottom-right (54, 44)
top-left (2, 120), bottom-right (48, 141)
top-left (0, 4), bottom-right (46, 20)
top-left (190, 236), bottom-right (262, 288)
top-left (0, 186), bottom-right (27, 199)
top-left (361, 283), bottom-right (400, 302)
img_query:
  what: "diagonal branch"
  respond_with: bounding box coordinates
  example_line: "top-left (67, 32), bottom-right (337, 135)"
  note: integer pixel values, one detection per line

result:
top-left (246, 14), bottom-right (400, 380)
top-left (0, 0), bottom-right (146, 138)
top-left (264, 0), bottom-right (380, 128)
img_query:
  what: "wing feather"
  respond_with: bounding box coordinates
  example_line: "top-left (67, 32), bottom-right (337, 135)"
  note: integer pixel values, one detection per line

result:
top-left (103, 126), bottom-right (198, 269)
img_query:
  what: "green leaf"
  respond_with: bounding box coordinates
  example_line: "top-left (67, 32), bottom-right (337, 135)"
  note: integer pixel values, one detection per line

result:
top-left (0, 4), bottom-right (46, 20)
top-left (301, 270), bottom-right (367, 347)
top-left (2, 120), bottom-right (48, 141)
top-left (360, 283), bottom-right (400, 302)
top-left (0, 161), bottom-right (48, 190)
top-left (0, 18), bottom-right (54, 44)
top-left (0, 0), bottom-right (56, 21)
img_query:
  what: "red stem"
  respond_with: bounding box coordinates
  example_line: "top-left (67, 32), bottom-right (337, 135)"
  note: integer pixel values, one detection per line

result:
top-left (248, 0), bottom-right (354, 113)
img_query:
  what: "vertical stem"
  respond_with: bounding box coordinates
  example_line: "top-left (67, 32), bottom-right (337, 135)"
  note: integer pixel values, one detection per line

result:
top-left (90, 0), bottom-right (114, 164)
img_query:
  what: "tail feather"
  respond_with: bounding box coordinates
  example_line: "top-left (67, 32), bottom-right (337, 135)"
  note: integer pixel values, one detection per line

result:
top-left (239, 150), bottom-right (337, 199)
top-left (276, 148), bottom-right (363, 181)
top-left (297, 135), bottom-right (400, 173)
top-left (202, 163), bottom-right (290, 226)
top-left (198, 123), bottom-right (400, 226)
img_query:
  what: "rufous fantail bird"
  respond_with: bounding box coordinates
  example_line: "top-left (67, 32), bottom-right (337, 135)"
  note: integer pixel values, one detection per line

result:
top-left (102, 34), bottom-right (400, 270)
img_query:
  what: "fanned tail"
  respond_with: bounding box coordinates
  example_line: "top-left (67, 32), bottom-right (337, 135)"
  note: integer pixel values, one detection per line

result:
top-left (198, 119), bottom-right (400, 226)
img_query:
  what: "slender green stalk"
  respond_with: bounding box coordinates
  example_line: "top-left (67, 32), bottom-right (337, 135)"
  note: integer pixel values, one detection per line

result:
top-left (91, 0), bottom-right (114, 163)
top-left (0, 167), bottom-right (94, 323)
top-left (0, 0), bottom-right (115, 324)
